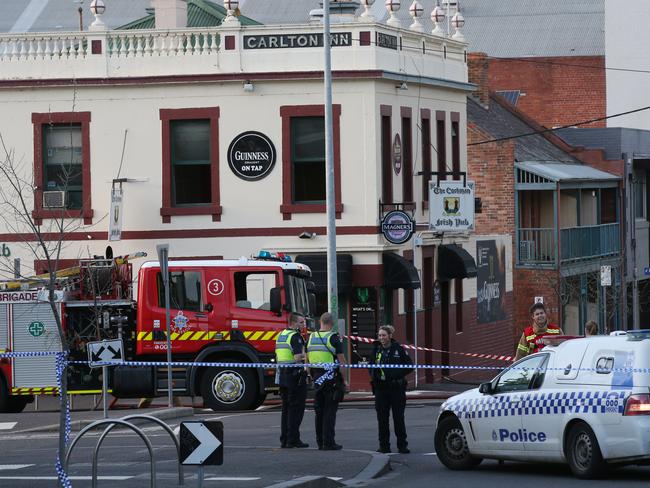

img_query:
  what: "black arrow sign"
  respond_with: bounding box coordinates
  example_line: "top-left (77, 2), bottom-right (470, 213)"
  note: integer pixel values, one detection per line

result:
top-left (107, 345), bottom-right (121, 359)
top-left (180, 421), bottom-right (223, 466)
top-left (88, 339), bottom-right (124, 367)
top-left (91, 346), bottom-right (106, 363)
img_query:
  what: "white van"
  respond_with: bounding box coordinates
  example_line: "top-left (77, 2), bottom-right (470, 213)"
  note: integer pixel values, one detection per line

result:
top-left (434, 331), bottom-right (650, 478)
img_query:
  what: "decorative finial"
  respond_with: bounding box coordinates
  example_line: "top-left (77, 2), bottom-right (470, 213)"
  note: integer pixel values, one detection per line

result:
top-left (450, 4), bottom-right (465, 41)
top-left (223, 0), bottom-right (241, 26)
top-left (385, 0), bottom-right (401, 28)
top-left (89, 0), bottom-right (106, 31)
top-left (359, 0), bottom-right (376, 21)
top-left (408, 1), bottom-right (424, 32)
top-left (431, 2), bottom-right (445, 36)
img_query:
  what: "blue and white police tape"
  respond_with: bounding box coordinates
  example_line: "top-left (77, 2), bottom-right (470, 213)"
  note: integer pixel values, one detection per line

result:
top-left (64, 358), bottom-right (650, 374)
top-left (3, 351), bottom-right (650, 373)
top-left (55, 352), bottom-right (72, 488)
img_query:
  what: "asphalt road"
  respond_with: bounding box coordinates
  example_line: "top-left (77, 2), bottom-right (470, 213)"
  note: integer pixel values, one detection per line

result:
top-left (2, 400), bottom-right (650, 487)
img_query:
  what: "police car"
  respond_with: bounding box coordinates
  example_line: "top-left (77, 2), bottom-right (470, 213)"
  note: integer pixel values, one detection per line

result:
top-left (434, 332), bottom-right (650, 478)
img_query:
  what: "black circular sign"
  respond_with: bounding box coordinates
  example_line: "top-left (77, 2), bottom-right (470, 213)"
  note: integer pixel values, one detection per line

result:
top-left (227, 131), bottom-right (276, 181)
top-left (381, 210), bottom-right (415, 244)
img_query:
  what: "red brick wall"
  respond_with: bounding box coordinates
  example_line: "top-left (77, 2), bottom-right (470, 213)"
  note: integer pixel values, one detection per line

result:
top-left (468, 122), bottom-right (516, 235)
top-left (513, 267), bottom-right (561, 334)
top-left (487, 56), bottom-right (606, 129)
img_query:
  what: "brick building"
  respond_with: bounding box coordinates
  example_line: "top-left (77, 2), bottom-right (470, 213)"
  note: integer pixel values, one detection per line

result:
top-left (468, 53), bottom-right (623, 349)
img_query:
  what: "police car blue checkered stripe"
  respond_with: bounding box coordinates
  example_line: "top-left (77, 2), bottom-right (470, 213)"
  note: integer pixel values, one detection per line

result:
top-left (442, 390), bottom-right (628, 419)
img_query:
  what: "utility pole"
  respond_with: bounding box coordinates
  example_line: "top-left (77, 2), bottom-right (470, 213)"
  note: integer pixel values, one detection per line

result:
top-left (323, 1), bottom-right (339, 328)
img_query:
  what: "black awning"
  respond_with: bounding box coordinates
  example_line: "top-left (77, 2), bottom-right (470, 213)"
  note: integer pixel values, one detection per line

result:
top-left (383, 252), bottom-right (421, 290)
top-left (295, 254), bottom-right (353, 294)
top-left (438, 244), bottom-right (477, 281)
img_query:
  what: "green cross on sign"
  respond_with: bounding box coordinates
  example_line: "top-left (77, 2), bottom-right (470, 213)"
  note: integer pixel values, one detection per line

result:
top-left (28, 321), bottom-right (45, 337)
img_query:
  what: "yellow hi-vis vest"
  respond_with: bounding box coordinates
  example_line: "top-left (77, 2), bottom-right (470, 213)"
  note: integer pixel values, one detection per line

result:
top-left (275, 329), bottom-right (299, 363)
top-left (307, 330), bottom-right (337, 364)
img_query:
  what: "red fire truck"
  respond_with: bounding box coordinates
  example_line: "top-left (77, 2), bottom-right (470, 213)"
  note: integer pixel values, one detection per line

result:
top-left (0, 251), bottom-right (314, 412)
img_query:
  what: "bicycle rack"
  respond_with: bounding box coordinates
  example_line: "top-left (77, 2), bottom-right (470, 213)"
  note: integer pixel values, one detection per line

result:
top-left (92, 414), bottom-right (184, 487)
top-left (64, 419), bottom-right (157, 488)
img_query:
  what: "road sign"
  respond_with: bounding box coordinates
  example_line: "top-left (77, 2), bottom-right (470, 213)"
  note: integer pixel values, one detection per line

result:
top-left (645, 267), bottom-right (650, 276)
top-left (87, 339), bottom-right (124, 368)
top-left (534, 296), bottom-right (543, 304)
top-left (180, 421), bottom-right (223, 466)
top-left (600, 265), bottom-right (612, 287)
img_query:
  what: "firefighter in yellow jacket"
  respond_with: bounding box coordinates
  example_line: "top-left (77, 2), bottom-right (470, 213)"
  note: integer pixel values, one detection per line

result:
top-left (515, 302), bottom-right (563, 361)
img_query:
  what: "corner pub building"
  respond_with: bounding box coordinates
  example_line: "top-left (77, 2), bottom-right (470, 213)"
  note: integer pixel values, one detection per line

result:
top-left (0, 0), bottom-right (514, 389)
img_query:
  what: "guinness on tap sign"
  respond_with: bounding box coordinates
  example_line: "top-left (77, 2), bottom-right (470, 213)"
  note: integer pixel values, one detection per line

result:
top-left (227, 131), bottom-right (276, 181)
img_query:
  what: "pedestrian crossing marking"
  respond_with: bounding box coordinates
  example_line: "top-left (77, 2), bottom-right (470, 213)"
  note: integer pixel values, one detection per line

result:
top-left (0, 422), bottom-right (17, 430)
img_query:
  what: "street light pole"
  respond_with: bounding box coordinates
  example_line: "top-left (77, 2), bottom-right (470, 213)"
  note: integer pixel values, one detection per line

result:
top-left (323, 1), bottom-right (339, 328)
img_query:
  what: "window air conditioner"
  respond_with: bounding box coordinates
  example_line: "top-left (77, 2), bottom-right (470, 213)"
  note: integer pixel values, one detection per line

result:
top-left (42, 190), bottom-right (66, 208)
top-left (519, 240), bottom-right (535, 261)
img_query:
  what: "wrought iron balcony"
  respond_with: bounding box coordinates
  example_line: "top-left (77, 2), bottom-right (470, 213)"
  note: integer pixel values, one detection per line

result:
top-left (517, 223), bottom-right (621, 266)
top-left (560, 223), bottom-right (620, 263)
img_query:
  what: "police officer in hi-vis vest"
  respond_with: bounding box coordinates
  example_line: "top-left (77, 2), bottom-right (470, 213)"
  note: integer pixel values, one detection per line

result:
top-left (515, 302), bottom-right (563, 360)
top-left (307, 312), bottom-right (347, 450)
top-left (275, 313), bottom-right (309, 448)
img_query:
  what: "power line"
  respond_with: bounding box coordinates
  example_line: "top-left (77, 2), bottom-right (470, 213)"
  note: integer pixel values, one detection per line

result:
top-left (468, 104), bottom-right (650, 146)
top-left (487, 55), bottom-right (650, 75)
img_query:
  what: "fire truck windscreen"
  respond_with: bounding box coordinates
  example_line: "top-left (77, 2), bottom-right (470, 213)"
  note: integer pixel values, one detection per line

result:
top-left (286, 273), bottom-right (311, 317)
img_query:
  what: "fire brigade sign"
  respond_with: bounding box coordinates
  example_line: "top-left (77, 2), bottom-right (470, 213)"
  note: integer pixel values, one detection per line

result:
top-left (429, 180), bottom-right (475, 232)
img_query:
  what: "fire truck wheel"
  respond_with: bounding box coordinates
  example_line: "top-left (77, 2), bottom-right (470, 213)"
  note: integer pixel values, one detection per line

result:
top-left (201, 367), bottom-right (257, 411)
top-left (0, 376), bottom-right (9, 413)
top-left (7, 396), bottom-right (29, 413)
top-left (0, 376), bottom-right (28, 413)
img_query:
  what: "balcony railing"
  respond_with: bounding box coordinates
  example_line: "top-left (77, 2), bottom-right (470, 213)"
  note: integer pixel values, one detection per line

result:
top-left (560, 223), bottom-right (620, 262)
top-left (517, 228), bottom-right (556, 265)
top-left (517, 223), bottom-right (621, 266)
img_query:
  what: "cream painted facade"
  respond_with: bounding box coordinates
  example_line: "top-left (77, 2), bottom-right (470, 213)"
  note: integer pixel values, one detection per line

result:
top-left (0, 11), bottom-right (516, 380)
top-left (0, 20), bottom-right (469, 266)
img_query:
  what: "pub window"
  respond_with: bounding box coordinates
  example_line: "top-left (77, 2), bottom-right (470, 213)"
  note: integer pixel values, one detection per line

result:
top-left (421, 116), bottom-right (432, 204)
top-left (451, 120), bottom-right (460, 179)
top-left (170, 119), bottom-right (211, 206)
top-left (436, 118), bottom-right (447, 180)
top-left (43, 124), bottom-right (83, 209)
top-left (402, 115), bottom-right (413, 203)
top-left (381, 114), bottom-right (393, 203)
top-left (291, 116), bottom-right (326, 203)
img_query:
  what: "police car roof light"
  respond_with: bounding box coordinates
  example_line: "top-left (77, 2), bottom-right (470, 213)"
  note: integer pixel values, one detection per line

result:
top-left (626, 330), bottom-right (650, 341)
top-left (541, 335), bottom-right (581, 347)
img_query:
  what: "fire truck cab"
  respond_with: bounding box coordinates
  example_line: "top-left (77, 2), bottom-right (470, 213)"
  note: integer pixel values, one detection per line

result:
top-left (0, 251), bottom-right (315, 412)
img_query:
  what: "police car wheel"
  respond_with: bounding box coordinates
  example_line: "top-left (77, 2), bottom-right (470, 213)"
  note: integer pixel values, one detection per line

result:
top-left (201, 367), bottom-right (257, 411)
top-left (434, 416), bottom-right (482, 470)
top-left (566, 423), bottom-right (606, 479)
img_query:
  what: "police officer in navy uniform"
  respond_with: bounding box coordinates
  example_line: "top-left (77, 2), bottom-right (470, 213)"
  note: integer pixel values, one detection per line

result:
top-left (307, 312), bottom-right (347, 450)
top-left (370, 325), bottom-right (413, 454)
top-left (275, 313), bottom-right (309, 448)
